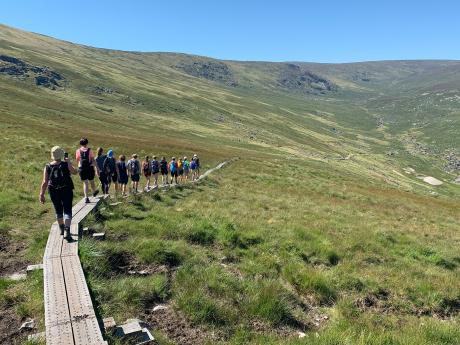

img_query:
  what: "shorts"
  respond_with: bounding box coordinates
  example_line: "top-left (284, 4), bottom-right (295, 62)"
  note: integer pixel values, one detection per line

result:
top-left (184, 169), bottom-right (189, 175)
top-left (144, 172), bottom-right (152, 177)
top-left (79, 167), bottom-right (95, 181)
top-left (170, 171), bottom-right (178, 177)
top-left (178, 169), bottom-right (184, 176)
top-left (118, 175), bottom-right (128, 185)
top-left (110, 173), bottom-right (118, 183)
top-left (161, 169), bottom-right (168, 176)
top-left (131, 174), bottom-right (140, 182)
top-left (152, 169), bottom-right (159, 175)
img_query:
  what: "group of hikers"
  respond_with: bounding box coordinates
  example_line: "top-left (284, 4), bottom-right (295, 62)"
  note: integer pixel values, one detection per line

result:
top-left (39, 138), bottom-right (201, 240)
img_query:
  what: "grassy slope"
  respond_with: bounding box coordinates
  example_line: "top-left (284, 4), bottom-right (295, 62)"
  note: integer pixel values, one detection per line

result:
top-left (0, 24), bottom-right (459, 344)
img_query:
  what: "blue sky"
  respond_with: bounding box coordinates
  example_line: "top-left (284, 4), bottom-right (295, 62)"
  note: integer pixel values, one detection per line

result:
top-left (1, 0), bottom-right (459, 62)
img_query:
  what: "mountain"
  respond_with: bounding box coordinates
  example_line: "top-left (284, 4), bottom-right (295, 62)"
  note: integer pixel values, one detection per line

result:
top-left (0, 24), bottom-right (459, 345)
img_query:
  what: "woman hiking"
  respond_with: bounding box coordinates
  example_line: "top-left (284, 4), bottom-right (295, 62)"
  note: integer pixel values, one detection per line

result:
top-left (75, 138), bottom-right (99, 203)
top-left (127, 154), bottom-right (141, 194)
top-left (190, 156), bottom-right (197, 181)
top-left (117, 154), bottom-right (129, 197)
top-left (39, 146), bottom-right (77, 241)
top-left (160, 156), bottom-right (168, 185)
top-left (169, 157), bottom-right (178, 185)
top-left (183, 156), bottom-right (190, 181)
top-left (103, 149), bottom-right (118, 195)
top-left (151, 156), bottom-right (160, 188)
top-left (178, 158), bottom-right (184, 183)
top-left (95, 147), bottom-right (109, 195)
top-left (142, 156), bottom-right (152, 191)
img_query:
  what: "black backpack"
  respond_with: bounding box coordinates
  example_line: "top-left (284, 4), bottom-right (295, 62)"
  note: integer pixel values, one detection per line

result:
top-left (103, 157), bottom-right (115, 175)
top-left (151, 160), bottom-right (159, 172)
top-left (80, 148), bottom-right (91, 170)
top-left (47, 163), bottom-right (69, 189)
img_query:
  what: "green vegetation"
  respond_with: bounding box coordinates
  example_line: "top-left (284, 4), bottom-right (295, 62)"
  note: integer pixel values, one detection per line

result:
top-left (0, 24), bottom-right (458, 344)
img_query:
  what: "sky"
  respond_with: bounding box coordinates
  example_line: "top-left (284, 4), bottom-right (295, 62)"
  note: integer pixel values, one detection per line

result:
top-left (1, 0), bottom-right (460, 63)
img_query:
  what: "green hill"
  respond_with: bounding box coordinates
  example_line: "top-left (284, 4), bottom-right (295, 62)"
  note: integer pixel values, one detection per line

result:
top-left (0, 24), bottom-right (459, 345)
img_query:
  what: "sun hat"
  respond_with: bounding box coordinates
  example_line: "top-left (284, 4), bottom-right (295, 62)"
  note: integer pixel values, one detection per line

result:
top-left (51, 146), bottom-right (64, 160)
top-left (107, 149), bottom-right (113, 158)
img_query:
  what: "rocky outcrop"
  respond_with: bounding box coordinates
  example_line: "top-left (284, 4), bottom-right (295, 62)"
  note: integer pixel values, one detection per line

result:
top-left (277, 64), bottom-right (337, 94)
top-left (0, 55), bottom-right (64, 89)
top-left (175, 60), bottom-right (237, 86)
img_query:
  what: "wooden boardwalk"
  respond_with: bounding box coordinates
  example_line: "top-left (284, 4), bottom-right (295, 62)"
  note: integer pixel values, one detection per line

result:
top-left (43, 196), bottom-right (107, 345)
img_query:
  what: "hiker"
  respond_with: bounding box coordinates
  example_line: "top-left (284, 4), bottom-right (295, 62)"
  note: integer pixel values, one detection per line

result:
top-left (169, 157), bottom-right (178, 184)
top-left (116, 154), bottom-right (129, 196)
top-left (178, 158), bottom-right (184, 183)
top-left (127, 154), bottom-right (141, 194)
top-left (142, 156), bottom-right (152, 191)
top-left (151, 156), bottom-right (160, 188)
top-left (39, 146), bottom-right (77, 240)
top-left (194, 154), bottom-right (201, 179)
top-left (183, 156), bottom-right (190, 181)
top-left (103, 149), bottom-right (118, 194)
top-left (75, 138), bottom-right (99, 203)
top-left (160, 156), bottom-right (168, 185)
top-left (95, 147), bottom-right (109, 194)
top-left (190, 156), bottom-right (197, 181)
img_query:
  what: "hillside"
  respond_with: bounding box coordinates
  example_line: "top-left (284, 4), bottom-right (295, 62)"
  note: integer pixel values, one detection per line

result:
top-left (0, 24), bottom-right (459, 345)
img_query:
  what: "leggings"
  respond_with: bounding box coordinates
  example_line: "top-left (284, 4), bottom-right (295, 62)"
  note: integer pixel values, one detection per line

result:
top-left (99, 172), bottom-right (109, 193)
top-left (49, 187), bottom-right (73, 220)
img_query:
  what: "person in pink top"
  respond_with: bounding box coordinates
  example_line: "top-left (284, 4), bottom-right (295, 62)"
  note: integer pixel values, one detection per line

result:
top-left (75, 138), bottom-right (99, 203)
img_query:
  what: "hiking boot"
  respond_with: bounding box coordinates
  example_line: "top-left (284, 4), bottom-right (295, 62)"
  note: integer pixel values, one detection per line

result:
top-left (64, 227), bottom-right (72, 241)
top-left (59, 224), bottom-right (65, 236)
top-left (85, 197), bottom-right (90, 203)
top-left (93, 189), bottom-right (99, 197)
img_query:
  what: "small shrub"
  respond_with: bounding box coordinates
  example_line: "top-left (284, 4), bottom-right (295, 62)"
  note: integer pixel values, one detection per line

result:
top-left (178, 291), bottom-right (230, 326)
top-left (186, 229), bottom-right (215, 245)
top-left (246, 280), bottom-right (294, 325)
top-left (284, 263), bottom-right (337, 305)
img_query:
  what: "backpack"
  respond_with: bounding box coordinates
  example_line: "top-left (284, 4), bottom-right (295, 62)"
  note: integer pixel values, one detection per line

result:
top-left (169, 161), bottom-right (177, 173)
top-left (190, 160), bottom-right (197, 170)
top-left (47, 163), bottom-right (69, 189)
top-left (151, 160), bottom-right (159, 172)
top-left (183, 160), bottom-right (190, 170)
top-left (130, 160), bottom-right (139, 175)
top-left (143, 161), bottom-right (151, 174)
top-left (80, 148), bottom-right (91, 170)
top-left (103, 157), bottom-right (115, 175)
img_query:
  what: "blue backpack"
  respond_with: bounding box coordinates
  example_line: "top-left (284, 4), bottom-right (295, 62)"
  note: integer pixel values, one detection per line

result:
top-left (169, 162), bottom-right (177, 173)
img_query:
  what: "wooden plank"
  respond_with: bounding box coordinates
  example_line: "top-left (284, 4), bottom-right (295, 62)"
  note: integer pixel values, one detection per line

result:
top-left (72, 317), bottom-right (107, 345)
top-left (62, 255), bottom-right (96, 319)
top-left (43, 224), bottom-right (63, 259)
top-left (61, 224), bottom-right (79, 257)
top-left (43, 257), bottom-right (71, 326)
top-left (45, 322), bottom-right (74, 345)
top-left (44, 197), bottom-right (106, 345)
top-left (71, 198), bottom-right (100, 224)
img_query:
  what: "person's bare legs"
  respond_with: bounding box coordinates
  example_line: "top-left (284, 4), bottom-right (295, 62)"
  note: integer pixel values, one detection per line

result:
top-left (83, 180), bottom-right (89, 198)
top-left (89, 179), bottom-right (97, 194)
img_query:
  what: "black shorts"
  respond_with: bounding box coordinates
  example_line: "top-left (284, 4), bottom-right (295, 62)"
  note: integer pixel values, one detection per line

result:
top-left (118, 174), bottom-right (128, 185)
top-left (79, 167), bottom-right (95, 181)
top-left (110, 173), bottom-right (118, 183)
top-left (161, 169), bottom-right (168, 176)
top-left (178, 169), bottom-right (184, 176)
top-left (170, 171), bottom-right (178, 177)
top-left (131, 174), bottom-right (140, 182)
